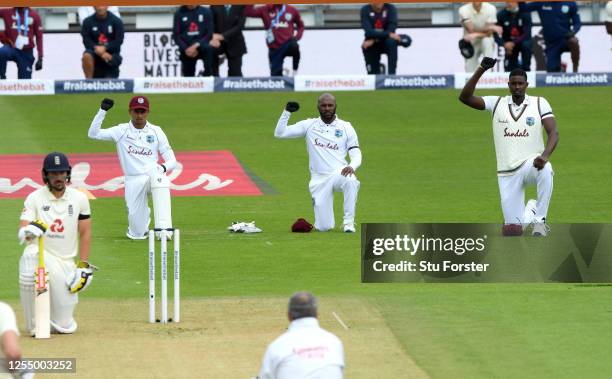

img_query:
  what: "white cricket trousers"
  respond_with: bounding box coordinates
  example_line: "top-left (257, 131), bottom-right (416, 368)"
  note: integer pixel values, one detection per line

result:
top-left (309, 172), bottom-right (360, 231)
top-left (125, 174), bottom-right (151, 237)
top-left (465, 36), bottom-right (495, 72)
top-left (19, 244), bottom-right (78, 334)
top-left (498, 160), bottom-right (554, 224)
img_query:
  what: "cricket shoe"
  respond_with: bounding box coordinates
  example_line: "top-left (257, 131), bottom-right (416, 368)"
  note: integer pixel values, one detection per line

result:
top-left (126, 230), bottom-right (147, 240)
top-left (343, 223), bottom-right (356, 233)
top-left (532, 222), bottom-right (550, 237)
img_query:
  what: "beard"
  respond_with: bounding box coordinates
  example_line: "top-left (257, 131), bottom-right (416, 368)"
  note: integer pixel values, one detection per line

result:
top-left (319, 106), bottom-right (337, 122)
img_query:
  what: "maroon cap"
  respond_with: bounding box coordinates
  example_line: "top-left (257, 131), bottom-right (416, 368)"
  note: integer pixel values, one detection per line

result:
top-left (291, 218), bottom-right (313, 233)
top-left (129, 96), bottom-right (150, 111)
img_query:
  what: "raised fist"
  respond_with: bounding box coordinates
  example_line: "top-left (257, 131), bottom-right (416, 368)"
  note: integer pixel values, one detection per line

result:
top-left (480, 57), bottom-right (497, 71)
top-left (285, 101), bottom-right (300, 113)
top-left (101, 98), bottom-right (114, 111)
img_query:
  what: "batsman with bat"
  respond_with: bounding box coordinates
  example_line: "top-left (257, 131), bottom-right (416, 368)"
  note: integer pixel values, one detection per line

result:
top-left (18, 152), bottom-right (96, 336)
top-left (459, 57), bottom-right (559, 236)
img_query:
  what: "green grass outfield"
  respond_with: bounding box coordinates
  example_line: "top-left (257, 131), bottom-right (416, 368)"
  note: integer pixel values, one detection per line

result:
top-left (1, 88), bottom-right (611, 378)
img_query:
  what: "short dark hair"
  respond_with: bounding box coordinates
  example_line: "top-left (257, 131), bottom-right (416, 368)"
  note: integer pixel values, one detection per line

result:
top-left (509, 68), bottom-right (528, 80)
top-left (288, 291), bottom-right (318, 320)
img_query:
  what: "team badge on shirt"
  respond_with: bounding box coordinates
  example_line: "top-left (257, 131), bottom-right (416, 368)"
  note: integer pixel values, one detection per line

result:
top-left (146, 135), bottom-right (155, 143)
top-left (285, 13), bottom-right (292, 21)
top-left (68, 204), bottom-right (74, 217)
top-left (335, 129), bottom-right (343, 138)
top-left (42, 205), bottom-right (50, 211)
top-left (526, 117), bottom-right (535, 126)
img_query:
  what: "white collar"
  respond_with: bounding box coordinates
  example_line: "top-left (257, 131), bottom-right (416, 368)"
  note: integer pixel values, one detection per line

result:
top-left (288, 317), bottom-right (319, 330)
top-left (319, 116), bottom-right (338, 127)
top-left (129, 121), bottom-right (149, 131)
top-left (508, 94), bottom-right (530, 107)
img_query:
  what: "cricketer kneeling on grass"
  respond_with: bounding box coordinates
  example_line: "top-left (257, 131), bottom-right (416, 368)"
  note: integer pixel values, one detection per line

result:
top-left (459, 57), bottom-right (559, 236)
top-left (88, 96), bottom-right (176, 240)
top-left (274, 93), bottom-right (362, 233)
top-left (18, 153), bottom-right (96, 335)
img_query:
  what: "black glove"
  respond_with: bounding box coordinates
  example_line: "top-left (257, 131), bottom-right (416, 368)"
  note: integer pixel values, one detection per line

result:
top-left (480, 57), bottom-right (497, 70)
top-left (35, 58), bottom-right (43, 71)
top-left (101, 98), bottom-right (114, 111)
top-left (285, 101), bottom-right (300, 113)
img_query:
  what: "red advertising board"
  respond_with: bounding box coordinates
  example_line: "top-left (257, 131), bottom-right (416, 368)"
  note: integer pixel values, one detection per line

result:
top-left (0, 151), bottom-right (263, 199)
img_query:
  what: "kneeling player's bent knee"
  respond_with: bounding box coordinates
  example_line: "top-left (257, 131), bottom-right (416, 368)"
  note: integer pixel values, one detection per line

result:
top-left (540, 162), bottom-right (553, 175)
top-left (342, 177), bottom-right (360, 191)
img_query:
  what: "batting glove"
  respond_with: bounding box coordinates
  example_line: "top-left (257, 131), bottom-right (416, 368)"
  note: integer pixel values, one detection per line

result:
top-left (18, 219), bottom-right (48, 244)
top-left (67, 261), bottom-right (99, 293)
top-left (101, 98), bottom-right (114, 111)
top-left (480, 57), bottom-right (497, 70)
top-left (285, 101), bottom-right (300, 113)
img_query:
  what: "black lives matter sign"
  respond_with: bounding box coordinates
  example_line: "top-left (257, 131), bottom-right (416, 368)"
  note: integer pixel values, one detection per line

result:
top-left (143, 33), bottom-right (181, 77)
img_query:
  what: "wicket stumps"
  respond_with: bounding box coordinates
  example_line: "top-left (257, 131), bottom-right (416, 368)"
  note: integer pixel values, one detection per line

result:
top-left (148, 228), bottom-right (180, 324)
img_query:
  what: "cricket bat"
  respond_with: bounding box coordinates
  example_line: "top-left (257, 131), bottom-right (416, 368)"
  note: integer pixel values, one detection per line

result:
top-left (34, 236), bottom-right (50, 339)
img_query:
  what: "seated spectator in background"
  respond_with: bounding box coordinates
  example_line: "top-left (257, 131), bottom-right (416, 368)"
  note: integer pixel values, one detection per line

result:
top-left (497, 2), bottom-right (532, 71)
top-left (519, 1), bottom-right (581, 72)
top-left (210, 5), bottom-right (247, 77)
top-left (172, 5), bottom-right (214, 77)
top-left (245, 4), bottom-right (304, 76)
top-left (360, 3), bottom-right (402, 75)
top-left (0, 7), bottom-right (43, 79)
top-left (258, 292), bottom-right (345, 379)
top-left (459, 2), bottom-right (502, 72)
top-left (78, 6), bottom-right (120, 25)
top-left (81, 6), bottom-right (124, 79)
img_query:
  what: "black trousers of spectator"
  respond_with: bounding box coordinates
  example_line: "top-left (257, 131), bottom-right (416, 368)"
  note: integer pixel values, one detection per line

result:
top-left (0, 46), bottom-right (34, 79)
top-left (180, 45), bottom-right (213, 77)
top-left (503, 40), bottom-right (532, 72)
top-left (212, 46), bottom-right (243, 77)
top-left (363, 38), bottom-right (398, 75)
top-left (84, 50), bottom-right (122, 78)
top-left (268, 39), bottom-right (300, 76)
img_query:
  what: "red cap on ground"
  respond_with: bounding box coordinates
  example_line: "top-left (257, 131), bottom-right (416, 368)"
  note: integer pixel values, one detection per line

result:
top-left (129, 96), bottom-right (150, 111)
top-left (292, 218), bottom-right (313, 233)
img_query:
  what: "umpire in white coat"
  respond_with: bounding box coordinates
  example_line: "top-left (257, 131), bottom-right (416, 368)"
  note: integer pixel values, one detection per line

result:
top-left (88, 96), bottom-right (176, 239)
top-left (274, 93), bottom-right (362, 233)
top-left (258, 292), bottom-right (345, 379)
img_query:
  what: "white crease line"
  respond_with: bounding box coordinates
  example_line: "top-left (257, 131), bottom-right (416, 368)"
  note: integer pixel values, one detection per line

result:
top-left (332, 311), bottom-right (349, 331)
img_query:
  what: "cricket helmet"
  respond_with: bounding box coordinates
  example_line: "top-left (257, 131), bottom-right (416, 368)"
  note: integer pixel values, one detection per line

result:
top-left (42, 152), bottom-right (72, 183)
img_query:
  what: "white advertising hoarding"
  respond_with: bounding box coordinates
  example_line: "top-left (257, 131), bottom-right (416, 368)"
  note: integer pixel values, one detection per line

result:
top-left (454, 71), bottom-right (537, 89)
top-left (0, 79), bottom-right (55, 95)
top-left (133, 77), bottom-right (214, 93)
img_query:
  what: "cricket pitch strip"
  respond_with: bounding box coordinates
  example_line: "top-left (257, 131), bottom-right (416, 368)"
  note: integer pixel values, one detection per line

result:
top-left (12, 296), bottom-right (429, 378)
